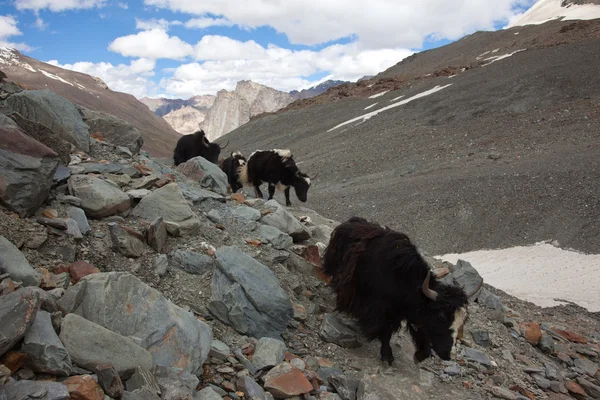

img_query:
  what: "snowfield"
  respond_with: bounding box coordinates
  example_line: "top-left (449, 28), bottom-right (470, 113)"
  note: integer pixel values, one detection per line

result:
top-left (508, 0), bottom-right (600, 28)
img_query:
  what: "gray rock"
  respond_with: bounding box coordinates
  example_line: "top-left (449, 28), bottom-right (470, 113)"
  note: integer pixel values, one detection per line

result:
top-left (117, 146), bottom-right (134, 158)
top-left (357, 377), bottom-right (395, 400)
top-left (490, 387), bottom-right (516, 400)
top-left (122, 387), bottom-right (162, 400)
top-left (577, 377), bottom-right (600, 398)
top-left (253, 337), bottom-right (286, 370)
top-left (261, 200), bottom-right (311, 242)
top-left (80, 163), bottom-right (124, 174)
top-left (258, 225), bottom-right (293, 250)
top-left (310, 224), bottom-right (334, 246)
top-left (532, 374), bottom-right (551, 389)
top-left (0, 380), bottom-right (70, 400)
top-left (69, 175), bottom-right (130, 218)
top-left (154, 254), bottom-right (169, 277)
top-left (471, 330), bottom-right (491, 347)
top-left (178, 182), bottom-right (225, 204)
top-left (67, 207), bottom-right (91, 235)
top-left (237, 376), bottom-right (266, 400)
top-left (22, 310), bottom-right (72, 375)
top-left (71, 272), bottom-right (213, 374)
top-left (57, 279), bottom-right (87, 314)
top-left (59, 313), bottom-right (153, 376)
top-left (170, 249), bottom-right (215, 275)
top-left (80, 107), bottom-right (143, 154)
top-left (209, 339), bottom-right (230, 361)
top-left (127, 189), bottom-right (151, 199)
top-left (208, 246), bottom-right (293, 339)
top-left (0, 236), bottom-right (41, 286)
top-left (177, 156), bottom-right (229, 196)
top-left (97, 364), bottom-right (124, 398)
top-left (54, 165), bottom-right (71, 184)
top-left (194, 387), bottom-right (222, 400)
top-left (126, 367), bottom-right (160, 394)
top-left (538, 333), bottom-right (555, 354)
top-left (207, 209), bottom-right (223, 223)
top-left (133, 183), bottom-right (201, 236)
top-left (419, 369), bottom-right (435, 387)
top-left (451, 259), bottom-right (483, 297)
top-left (109, 223), bottom-right (146, 258)
top-left (155, 369), bottom-right (194, 400)
top-left (0, 287), bottom-right (40, 355)
top-left (0, 116), bottom-right (59, 217)
top-left (329, 374), bottom-right (360, 400)
top-left (154, 365), bottom-right (199, 392)
top-left (476, 288), bottom-right (502, 309)
top-left (463, 348), bottom-right (492, 367)
top-left (6, 89), bottom-right (90, 151)
top-left (544, 362), bottom-right (559, 380)
top-left (234, 205), bottom-right (261, 222)
top-left (233, 348), bottom-right (258, 376)
top-left (57, 194), bottom-right (82, 206)
top-left (574, 357), bottom-right (599, 376)
top-left (319, 314), bottom-right (361, 348)
top-left (444, 362), bottom-right (462, 376)
top-left (147, 217), bottom-right (167, 253)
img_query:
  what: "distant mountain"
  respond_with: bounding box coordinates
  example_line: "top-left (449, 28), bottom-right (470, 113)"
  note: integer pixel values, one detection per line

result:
top-left (507, 0), bottom-right (600, 28)
top-left (0, 48), bottom-right (180, 157)
top-left (139, 95), bottom-right (215, 118)
top-left (289, 80), bottom-right (348, 100)
top-left (162, 106), bottom-right (209, 135)
top-left (200, 80), bottom-right (294, 141)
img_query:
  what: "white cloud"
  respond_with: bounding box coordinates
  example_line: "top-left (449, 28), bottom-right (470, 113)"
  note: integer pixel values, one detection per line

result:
top-left (47, 58), bottom-right (157, 98)
top-left (0, 15), bottom-right (32, 51)
top-left (108, 29), bottom-right (193, 60)
top-left (143, 0), bottom-right (535, 48)
top-left (194, 35), bottom-right (265, 61)
top-left (135, 18), bottom-right (182, 31)
top-left (117, 2), bottom-right (128, 9)
top-left (15, 0), bottom-right (106, 12)
top-left (184, 17), bottom-right (233, 29)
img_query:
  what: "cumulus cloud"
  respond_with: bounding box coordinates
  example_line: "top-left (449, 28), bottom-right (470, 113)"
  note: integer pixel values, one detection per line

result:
top-left (0, 15), bottom-right (32, 51)
top-left (47, 58), bottom-right (157, 98)
top-left (108, 29), bottom-right (193, 60)
top-left (184, 17), bottom-right (233, 29)
top-left (15, 0), bottom-right (106, 12)
top-left (135, 18), bottom-right (182, 31)
top-left (143, 0), bottom-right (535, 48)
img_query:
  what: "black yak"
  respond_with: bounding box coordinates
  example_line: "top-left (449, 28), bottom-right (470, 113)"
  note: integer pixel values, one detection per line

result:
top-left (219, 151), bottom-right (247, 193)
top-left (173, 130), bottom-right (228, 166)
top-left (238, 149), bottom-right (315, 206)
top-left (323, 217), bottom-right (478, 365)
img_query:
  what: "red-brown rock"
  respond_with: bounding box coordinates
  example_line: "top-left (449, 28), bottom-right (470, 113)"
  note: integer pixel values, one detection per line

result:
top-left (294, 245), bottom-right (321, 266)
top-left (38, 267), bottom-right (57, 289)
top-left (63, 375), bottom-right (105, 400)
top-left (69, 261), bottom-right (100, 283)
top-left (264, 363), bottom-right (314, 398)
top-left (565, 380), bottom-right (587, 399)
top-left (522, 322), bottom-right (542, 345)
top-left (231, 193), bottom-right (245, 203)
top-left (554, 329), bottom-right (588, 344)
top-left (1, 351), bottom-right (26, 373)
top-left (96, 364), bottom-right (123, 398)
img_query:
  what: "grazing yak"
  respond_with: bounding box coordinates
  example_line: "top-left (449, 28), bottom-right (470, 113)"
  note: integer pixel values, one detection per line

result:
top-left (238, 149), bottom-right (315, 206)
top-left (323, 217), bottom-right (479, 365)
top-left (219, 151), bottom-right (247, 193)
top-left (173, 130), bottom-right (228, 166)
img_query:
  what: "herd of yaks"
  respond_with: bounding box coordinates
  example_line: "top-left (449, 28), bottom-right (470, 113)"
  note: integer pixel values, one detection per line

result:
top-left (171, 130), bottom-right (476, 366)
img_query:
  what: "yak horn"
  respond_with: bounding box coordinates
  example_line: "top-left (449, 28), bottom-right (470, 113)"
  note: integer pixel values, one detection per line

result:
top-left (220, 139), bottom-right (230, 150)
top-left (310, 172), bottom-right (320, 180)
top-left (422, 270), bottom-right (439, 301)
top-left (202, 137), bottom-right (210, 147)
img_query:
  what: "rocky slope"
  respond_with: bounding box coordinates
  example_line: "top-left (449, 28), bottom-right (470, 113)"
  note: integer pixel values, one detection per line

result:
top-left (290, 80), bottom-right (348, 101)
top-left (0, 48), bottom-right (180, 158)
top-left (1, 78), bottom-right (599, 399)
top-left (200, 81), bottom-right (294, 141)
top-left (217, 19), bottom-right (600, 257)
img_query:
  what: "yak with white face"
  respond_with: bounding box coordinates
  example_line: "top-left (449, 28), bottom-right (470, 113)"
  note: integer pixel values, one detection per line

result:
top-left (323, 217), bottom-right (477, 365)
top-left (219, 151), bottom-right (247, 193)
top-left (238, 149), bottom-right (314, 206)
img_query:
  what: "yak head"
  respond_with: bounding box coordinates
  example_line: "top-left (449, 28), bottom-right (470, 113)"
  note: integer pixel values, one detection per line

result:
top-left (231, 151), bottom-right (247, 167)
top-left (194, 130), bottom-right (229, 164)
top-left (412, 271), bottom-right (475, 362)
top-left (283, 157), bottom-right (316, 203)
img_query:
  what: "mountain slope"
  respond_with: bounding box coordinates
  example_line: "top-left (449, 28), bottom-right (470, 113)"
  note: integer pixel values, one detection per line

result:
top-left (218, 20), bottom-right (600, 257)
top-left (290, 80), bottom-right (348, 100)
top-left (139, 95), bottom-right (215, 118)
top-left (508, 0), bottom-right (600, 27)
top-left (0, 48), bottom-right (180, 157)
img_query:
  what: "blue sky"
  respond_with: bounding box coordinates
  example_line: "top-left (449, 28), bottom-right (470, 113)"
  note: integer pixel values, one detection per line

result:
top-left (0, 0), bottom-right (535, 99)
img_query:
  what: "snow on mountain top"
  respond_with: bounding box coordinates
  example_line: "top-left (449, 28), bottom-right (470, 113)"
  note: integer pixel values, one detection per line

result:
top-left (508, 0), bottom-right (600, 28)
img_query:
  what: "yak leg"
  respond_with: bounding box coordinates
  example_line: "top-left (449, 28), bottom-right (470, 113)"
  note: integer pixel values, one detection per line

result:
top-left (409, 325), bottom-right (432, 363)
top-left (254, 185), bottom-right (263, 200)
top-left (284, 187), bottom-right (292, 207)
top-left (379, 327), bottom-right (395, 366)
top-left (268, 183), bottom-right (276, 200)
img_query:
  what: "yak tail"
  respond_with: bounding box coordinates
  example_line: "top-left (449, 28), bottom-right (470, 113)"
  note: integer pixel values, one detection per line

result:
top-left (237, 164), bottom-right (249, 185)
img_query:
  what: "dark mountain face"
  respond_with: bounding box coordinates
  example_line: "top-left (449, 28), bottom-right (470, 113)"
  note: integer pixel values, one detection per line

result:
top-left (290, 80), bottom-right (348, 100)
top-left (217, 19), bottom-right (600, 256)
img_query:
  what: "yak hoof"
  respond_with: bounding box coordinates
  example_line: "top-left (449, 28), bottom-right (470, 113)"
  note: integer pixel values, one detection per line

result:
top-left (286, 201), bottom-right (292, 207)
top-left (381, 354), bottom-right (394, 366)
top-left (413, 350), bottom-right (431, 364)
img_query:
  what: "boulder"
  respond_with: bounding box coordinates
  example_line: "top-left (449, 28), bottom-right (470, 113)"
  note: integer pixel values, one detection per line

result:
top-left (108, 223), bottom-right (146, 258)
top-left (252, 337), bottom-right (287, 370)
top-left (22, 310), bottom-right (72, 376)
top-left (258, 225), bottom-right (293, 250)
top-left (0, 287), bottom-right (40, 356)
top-left (236, 376), bottom-right (266, 400)
top-left (233, 205), bottom-right (261, 222)
top-left (68, 175), bottom-right (130, 219)
top-left (147, 217), bottom-right (167, 253)
top-left (133, 183), bottom-right (201, 236)
top-left (170, 249), bottom-right (215, 275)
top-left (79, 107), bottom-right (143, 154)
top-left (319, 314), bottom-right (361, 349)
top-left (329, 374), bottom-right (360, 400)
top-left (261, 200), bottom-right (311, 242)
top-left (451, 259), bottom-right (484, 297)
top-left (0, 115), bottom-right (59, 217)
top-left (209, 246), bottom-right (293, 339)
top-left (97, 364), bottom-right (124, 398)
top-left (67, 207), bottom-right (91, 235)
top-left (63, 375), bottom-right (105, 400)
top-left (0, 236), bottom-right (41, 286)
top-left (5, 89), bottom-right (90, 151)
top-left (178, 182), bottom-right (225, 204)
top-left (263, 363), bottom-right (313, 398)
top-left (0, 380), bottom-right (70, 400)
top-left (194, 387), bottom-right (222, 400)
top-left (69, 272), bottom-right (212, 374)
top-left (59, 313), bottom-right (153, 377)
top-left (177, 156), bottom-right (229, 196)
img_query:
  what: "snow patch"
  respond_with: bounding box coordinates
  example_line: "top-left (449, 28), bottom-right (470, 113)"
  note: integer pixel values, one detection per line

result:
top-left (476, 50), bottom-right (491, 60)
top-left (508, 0), bottom-right (600, 28)
top-left (390, 95), bottom-right (405, 102)
top-left (0, 47), bottom-right (37, 73)
top-left (448, 75), bottom-right (457, 79)
top-left (327, 84), bottom-right (452, 132)
top-left (437, 243), bottom-right (600, 312)
top-left (40, 70), bottom-right (74, 86)
top-left (492, 48), bottom-right (500, 53)
top-left (364, 103), bottom-right (378, 110)
top-left (481, 49), bottom-right (527, 66)
top-left (75, 82), bottom-right (86, 90)
top-left (369, 90), bottom-right (389, 99)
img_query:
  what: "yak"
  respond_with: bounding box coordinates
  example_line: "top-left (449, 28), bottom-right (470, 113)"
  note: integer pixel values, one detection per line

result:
top-left (173, 130), bottom-right (228, 166)
top-left (323, 217), bottom-right (478, 365)
top-left (238, 149), bottom-right (315, 206)
top-left (219, 151), bottom-right (247, 193)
